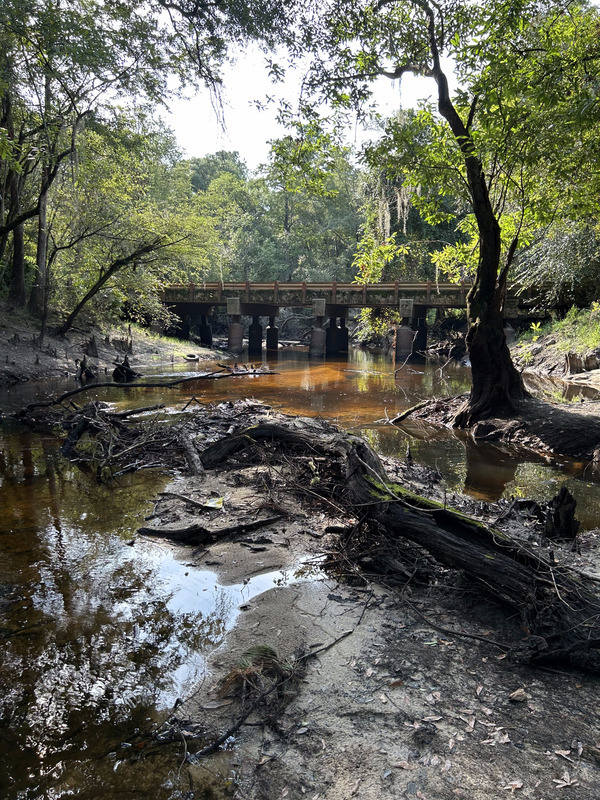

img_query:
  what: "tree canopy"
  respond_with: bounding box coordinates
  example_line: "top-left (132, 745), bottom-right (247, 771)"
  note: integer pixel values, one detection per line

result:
top-left (294, 0), bottom-right (600, 423)
top-left (2, 0), bottom-right (600, 416)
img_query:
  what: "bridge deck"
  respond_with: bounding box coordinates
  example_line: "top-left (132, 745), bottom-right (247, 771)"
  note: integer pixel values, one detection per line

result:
top-left (161, 280), bottom-right (535, 315)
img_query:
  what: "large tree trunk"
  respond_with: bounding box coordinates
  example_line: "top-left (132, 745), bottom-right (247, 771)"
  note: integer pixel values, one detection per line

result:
top-left (421, 0), bottom-right (525, 426)
top-left (199, 420), bottom-right (600, 673)
top-left (3, 87), bottom-right (27, 307)
top-left (453, 238), bottom-right (525, 427)
top-left (28, 166), bottom-right (50, 316)
top-left (7, 222), bottom-right (26, 307)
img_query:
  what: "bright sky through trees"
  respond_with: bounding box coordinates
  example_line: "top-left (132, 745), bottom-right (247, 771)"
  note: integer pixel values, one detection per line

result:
top-left (166, 45), bottom-right (439, 169)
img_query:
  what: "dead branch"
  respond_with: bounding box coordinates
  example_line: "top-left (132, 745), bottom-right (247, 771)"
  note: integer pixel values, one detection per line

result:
top-left (198, 419), bottom-right (600, 672)
top-left (138, 515), bottom-right (284, 545)
top-left (178, 432), bottom-right (204, 476)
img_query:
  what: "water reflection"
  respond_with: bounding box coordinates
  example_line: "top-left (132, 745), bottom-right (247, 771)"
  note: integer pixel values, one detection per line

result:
top-left (0, 432), bottom-right (311, 799)
top-left (2, 347), bottom-right (600, 797)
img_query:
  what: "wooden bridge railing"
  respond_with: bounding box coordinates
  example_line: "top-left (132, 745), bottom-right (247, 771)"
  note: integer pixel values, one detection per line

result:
top-left (160, 280), bottom-right (541, 314)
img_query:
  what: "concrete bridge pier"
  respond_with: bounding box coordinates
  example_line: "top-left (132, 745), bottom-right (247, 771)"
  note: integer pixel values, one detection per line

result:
top-left (266, 317), bottom-right (279, 351)
top-left (228, 315), bottom-right (244, 354)
top-left (248, 316), bottom-right (263, 357)
top-left (309, 300), bottom-right (327, 358)
top-left (394, 324), bottom-right (415, 361)
top-left (326, 316), bottom-right (340, 355)
top-left (198, 314), bottom-right (212, 348)
top-left (338, 316), bottom-right (349, 354)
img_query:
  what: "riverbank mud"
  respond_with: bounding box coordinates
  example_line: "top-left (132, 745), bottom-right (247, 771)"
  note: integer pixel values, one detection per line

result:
top-left (127, 403), bottom-right (600, 800)
top-left (0, 302), bottom-right (214, 387)
top-left (403, 393), bottom-right (600, 467)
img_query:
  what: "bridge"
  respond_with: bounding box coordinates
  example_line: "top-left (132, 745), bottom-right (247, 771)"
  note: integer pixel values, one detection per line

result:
top-left (160, 280), bottom-right (532, 358)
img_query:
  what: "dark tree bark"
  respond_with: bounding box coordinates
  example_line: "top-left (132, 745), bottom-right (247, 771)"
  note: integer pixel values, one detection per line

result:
top-left (28, 164), bottom-right (50, 316)
top-left (3, 87), bottom-right (27, 307)
top-left (416, 0), bottom-right (525, 426)
top-left (200, 420), bottom-right (600, 673)
top-left (7, 221), bottom-right (26, 307)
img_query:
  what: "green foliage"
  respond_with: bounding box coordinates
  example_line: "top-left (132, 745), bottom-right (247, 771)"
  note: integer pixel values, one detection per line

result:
top-left (352, 232), bottom-right (407, 283)
top-left (516, 222), bottom-right (600, 308)
top-left (553, 304), bottom-right (600, 353)
top-left (188, 152), bottom-right (248, 193)
top-left (354, 307), bottom-right (400, 341)
top-left (266, 120), bottom-right (344, 198)
top-left (47, 113), bottom-right (222, 327)
top-left (301, 0), bottom-right (600, 297)
top-left (0, 0), bottom-right (299, 308)
top-left (530, 321), bottom-right (542, 342)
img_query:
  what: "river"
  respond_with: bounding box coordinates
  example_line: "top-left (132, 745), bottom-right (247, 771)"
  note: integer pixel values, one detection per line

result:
top-left (1, 348), bottom-right (600, 799)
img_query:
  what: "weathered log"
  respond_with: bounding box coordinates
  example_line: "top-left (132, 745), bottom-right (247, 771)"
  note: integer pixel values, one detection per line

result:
top-left (178, 432), bottom-right (205, 476)
top-left (138, 515), bottom-right (283, 545)
top-left (199, 420), bottom-right (600, 672)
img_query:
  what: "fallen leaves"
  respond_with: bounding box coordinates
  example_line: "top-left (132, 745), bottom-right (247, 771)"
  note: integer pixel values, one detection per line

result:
top-left (552, 770), bottom-right (579, 789)
top-left (502, 780), bottom-right (523, 792)
top-left (481, 728), bottom-right (511, 746)
top-left (509, 688), bottom-right (528, 702)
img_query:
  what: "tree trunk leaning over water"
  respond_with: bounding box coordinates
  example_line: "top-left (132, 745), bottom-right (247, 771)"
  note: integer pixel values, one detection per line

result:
top-left (417, 1), bottom-right (525, 427)
top-left (200, 419), bottom-right (600, 673)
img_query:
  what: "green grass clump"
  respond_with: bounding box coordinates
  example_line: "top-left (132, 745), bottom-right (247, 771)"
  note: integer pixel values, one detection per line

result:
top-left (553, 303), bottom-right (600, 352)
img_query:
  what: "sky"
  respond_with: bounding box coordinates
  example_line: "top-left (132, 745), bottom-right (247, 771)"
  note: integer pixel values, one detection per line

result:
top-left (165, 47), bottom-right (438, 171)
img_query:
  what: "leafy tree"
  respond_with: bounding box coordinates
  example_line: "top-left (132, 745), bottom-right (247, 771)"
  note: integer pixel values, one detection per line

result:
top-left (357, 160), bottom-right (468, 282)
top-left (257, 128), bottom-right (362, 281)
top-left (298, 0), bottom-right (600, 424)
top-left (48, 115), bottom-right (221, 334)
top-left (517, 222), bottom-right (600, 310)
top-left (181, 136), bottom-right (362, 284)
top-left (0, 0), bottom-right (297, 312)
top-left (188, 151), bottom-right (248, 193)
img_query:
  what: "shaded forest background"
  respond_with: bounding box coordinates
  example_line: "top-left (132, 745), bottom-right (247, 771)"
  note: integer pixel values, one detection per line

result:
top-left (2, 0), bottom-right (600, 339)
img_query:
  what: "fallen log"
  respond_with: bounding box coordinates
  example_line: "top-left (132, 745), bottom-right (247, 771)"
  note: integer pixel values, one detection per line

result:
top-left (138, 515), bottom-right (284, 545)
top-left (178, 432), bottom-right (205, 476)
top-left (199, 419), bottom-right (600, 672)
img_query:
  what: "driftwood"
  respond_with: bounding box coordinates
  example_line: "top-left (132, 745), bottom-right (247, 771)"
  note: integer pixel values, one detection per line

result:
top-left (138, 515), bottom-right (284, 545)
top-left (178, 432), bottom-right (205, 476)
top-left (199, 419), bottom-right (600, 672)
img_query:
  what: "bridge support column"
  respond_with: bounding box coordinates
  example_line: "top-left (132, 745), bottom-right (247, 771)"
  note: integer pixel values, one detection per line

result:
top-left (326, 316), bottom-right (340, 356)
top-left (228, 315), bottom-right (244, 355)
top-left (248, 316), bottom-right (263, 357)
top-left (309, 299), bottom-right (327, 358)
top-left (309, 318), bottom-right (327, 358)
top-left (266, 317), bottom-right (279, 351)
top-left (394, 324), bottom-right (415, 361)
top-left (338, 316), bottom-right (349, 354)
top-left (198, 314), bottom-right (212, 348)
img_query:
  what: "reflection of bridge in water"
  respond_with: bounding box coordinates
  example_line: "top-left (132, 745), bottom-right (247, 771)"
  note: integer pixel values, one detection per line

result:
top-left (160, 281), bottom-right (535, 359)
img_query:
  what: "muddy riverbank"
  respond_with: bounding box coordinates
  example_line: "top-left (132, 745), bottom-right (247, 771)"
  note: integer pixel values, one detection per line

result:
top-left (0, 302), bottom-right (215, 388)
top-left (134, 403), bottom-right (600, 800)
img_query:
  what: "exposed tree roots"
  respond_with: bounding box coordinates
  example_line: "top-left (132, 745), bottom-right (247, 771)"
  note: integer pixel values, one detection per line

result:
top-left (199, 418), bottom-right (600, 673)
top-left (14, 393), bottom-right (600, 673)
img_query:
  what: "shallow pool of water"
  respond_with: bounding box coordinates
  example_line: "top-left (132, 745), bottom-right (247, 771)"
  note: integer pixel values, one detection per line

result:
top-left (2, 346), bottom-right (600, 798)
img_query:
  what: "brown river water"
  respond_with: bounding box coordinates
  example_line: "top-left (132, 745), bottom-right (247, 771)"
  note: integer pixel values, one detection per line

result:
top-left (1, 347), bottom-right (600, 799)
